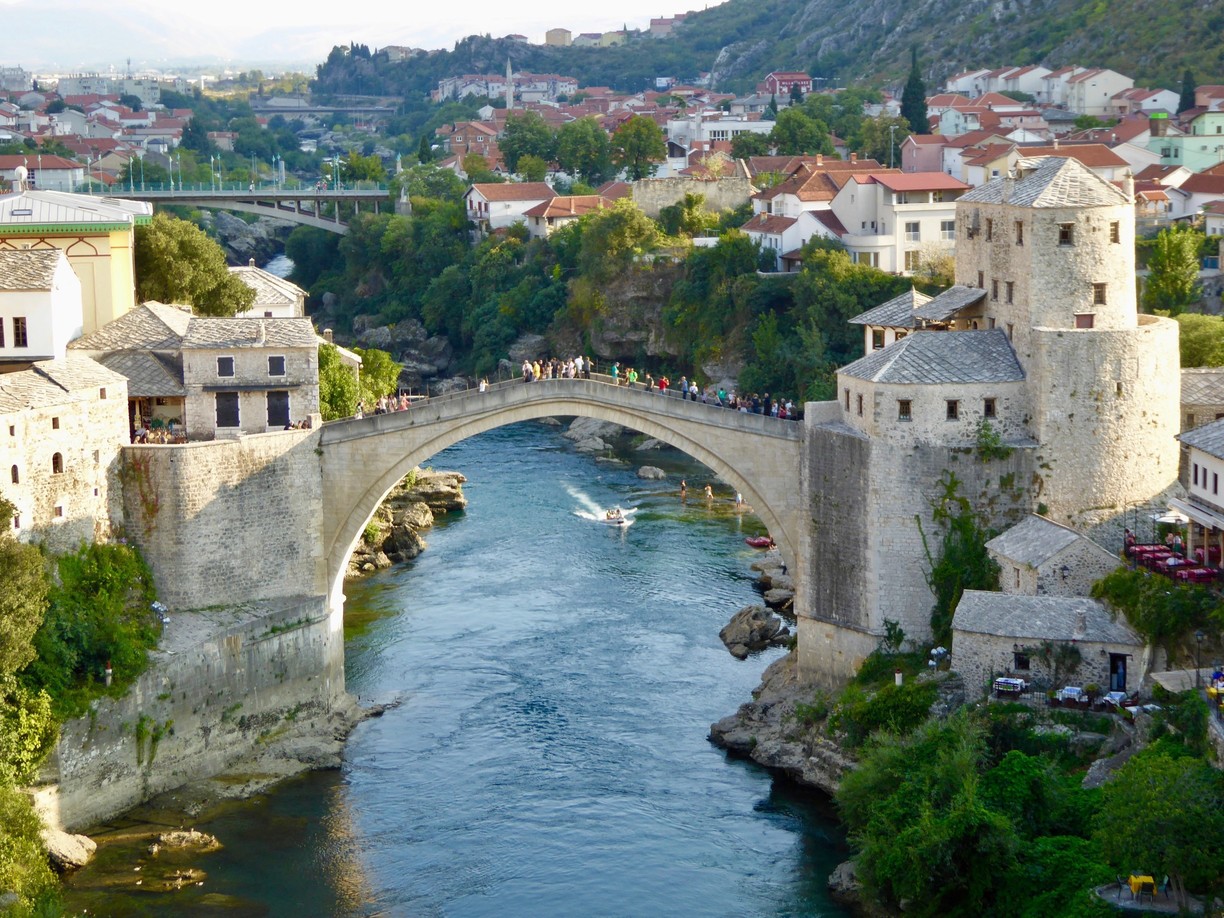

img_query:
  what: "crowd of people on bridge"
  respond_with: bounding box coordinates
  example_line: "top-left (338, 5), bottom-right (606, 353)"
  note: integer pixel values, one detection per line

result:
top-left (515, 355), bottom-right (801, 419)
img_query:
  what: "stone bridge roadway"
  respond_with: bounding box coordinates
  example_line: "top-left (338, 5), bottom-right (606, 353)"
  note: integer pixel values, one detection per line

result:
top-left (318, 377), bottom-right (803, 609)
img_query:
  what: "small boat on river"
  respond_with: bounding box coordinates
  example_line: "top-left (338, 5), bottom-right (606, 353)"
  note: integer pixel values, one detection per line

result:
top-left (745, 536), bottom-right (775, 548)
top-left (600, 507), bottom-right (635, 527)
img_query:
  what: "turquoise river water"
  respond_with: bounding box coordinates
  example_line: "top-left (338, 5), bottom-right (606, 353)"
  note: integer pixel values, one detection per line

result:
top-left (64, 421), bottom-right (849, 917)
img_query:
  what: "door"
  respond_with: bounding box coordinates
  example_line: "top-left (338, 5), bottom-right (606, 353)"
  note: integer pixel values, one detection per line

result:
top-left (266, 390), bottom-right (290, 429)
top-left (1109, 654), bottom-right (1128, 692)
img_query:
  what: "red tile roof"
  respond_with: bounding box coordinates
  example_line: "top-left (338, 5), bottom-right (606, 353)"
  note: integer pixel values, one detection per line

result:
top-left (864, 172), bottom-right (970, 192)
top-left (742, 213), bottom-right (797, 234)
top-left (1017, 143), bottom-right (1127, 167)
top-left (522, 195), bottom-right (608, 218)
top-left (468, 181), bottom-right (556, 202)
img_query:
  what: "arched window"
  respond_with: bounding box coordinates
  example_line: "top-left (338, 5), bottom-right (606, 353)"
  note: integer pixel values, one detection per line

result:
top-left (51, 453), bottom-right (63, 474)
top-left (10, 464), bottom-right (17, 484)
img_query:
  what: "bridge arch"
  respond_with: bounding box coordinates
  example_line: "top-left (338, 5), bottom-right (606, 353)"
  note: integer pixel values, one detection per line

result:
top-left (318, 379), bottom-right (803, 611)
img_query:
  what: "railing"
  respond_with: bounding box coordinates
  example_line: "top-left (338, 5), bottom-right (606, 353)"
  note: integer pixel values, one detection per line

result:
top-left (85, 181), bottom-right (389, 195)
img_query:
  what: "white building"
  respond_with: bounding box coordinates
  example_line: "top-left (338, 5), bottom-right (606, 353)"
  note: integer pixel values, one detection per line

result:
top-left (464, 182), bottom-right (556, 232)
top-left (229, 260), bottom-right (307, 318)
top-left (0, 249), bottom-right (82, 363)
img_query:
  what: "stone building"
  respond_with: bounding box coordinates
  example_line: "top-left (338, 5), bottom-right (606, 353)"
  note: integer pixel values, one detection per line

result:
top-left (797, 156), bottom-right (1181, 683)
top-left (228, 260), bottom-right (307, 318)
top-left (69, 303), bottom-right (320, 440)
top-left (986, 513), bottom-right (1121, 597)
top-left (0, 189), bottom-right (152, 335)
top-left (0, 249), bottom-right (82, 364)
top-left (0, 356), bottom-right (129, 551)
top-left (951, 591), bottom-right (1150, 698)
top-left (1181, 368), bottom-right (1224, 432)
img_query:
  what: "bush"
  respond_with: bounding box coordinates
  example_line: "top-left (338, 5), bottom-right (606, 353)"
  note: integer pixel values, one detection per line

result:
top-left (0, 780), bottom-right (59, 912)
top-left (0, 677), bottom-right (56, 785)
top-left (829, 679), bottom-right (938, 747)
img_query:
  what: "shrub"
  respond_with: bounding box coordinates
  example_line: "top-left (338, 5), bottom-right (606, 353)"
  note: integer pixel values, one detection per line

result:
top-left (829, 679), bottom-right (939, 747)
top-left (0, 780), bottom-right (59, 911)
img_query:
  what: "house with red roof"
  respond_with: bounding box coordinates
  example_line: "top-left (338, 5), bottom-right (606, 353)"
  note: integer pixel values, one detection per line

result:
top-left (523, 195), bottom-right (610, 238)
top-left (741, 210), bottom-right (831, 270)
top-left (1110, 87), bottom-right (1179, 117)
top-left (760, 72), bottom-right (812, 97)
top-left (464, 181), bottom-right (557, 232)
top-left (1066, 68), bottom-right (1134, 117)
top-left (0, 154), bottom-right (84, 191)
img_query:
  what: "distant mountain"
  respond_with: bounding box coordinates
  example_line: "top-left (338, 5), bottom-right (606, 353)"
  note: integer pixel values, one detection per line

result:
top-left (313, 0), bottom-right (1222, 100)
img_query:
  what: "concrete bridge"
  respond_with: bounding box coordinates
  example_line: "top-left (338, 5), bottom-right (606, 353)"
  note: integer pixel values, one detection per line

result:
top-left (92, 183), bottom-right (391, 233)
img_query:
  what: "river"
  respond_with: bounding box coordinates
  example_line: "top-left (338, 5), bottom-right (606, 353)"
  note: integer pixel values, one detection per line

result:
top-left (63, 422), bottom-right (849, 917)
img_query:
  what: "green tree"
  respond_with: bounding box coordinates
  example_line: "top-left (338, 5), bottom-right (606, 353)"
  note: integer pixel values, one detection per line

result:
top-left (556, 116), bottom-right (614, 185)
top-left (1175, 312), bottom-right (1224, 367)
top-left (517, 153), bottom-right (548, 183)
top-left (319, 343), bottom-right (359, 419)
top-left (1179, 69), bottom-right (1197, 114)
top-left (135, 213), bottom-right (256, 316)
top-left (340, 150), bottom-right (386, 182)
top-left (857, 114), bottom-right (910, 166)
top-left (0, 498), bottom-right (48, 677)
top-left (1095, 753), bottom-right (1224, 910)
top-left (611, 115), bottom-right (666, 180)
top-left (417, 133), bottom-right (434, 163)
top-left (500, 111), bottom-right (556, 173)
top-left (576, 198), bottom-right (661, 282)
top-left (462, 152), bottom-right (502, 184)
top-left (789, 83), bottom-right (804, 106)
top-left (0, 781), bottom-right (58, 913)
top-left (657, 192), bottom-right (719, 238)
top-left (1142, 225), bottom-right (1201, 315)
top-left (395, 162), bottom-right (468, 203)
top-left (900, 46), bottom-right (929, 135)
top-left (353, 346), bottom-right (402, 404)
top-left (767, 107), bottom-right (832, 155)
top-left (730, 131), bottom-right (771, 160)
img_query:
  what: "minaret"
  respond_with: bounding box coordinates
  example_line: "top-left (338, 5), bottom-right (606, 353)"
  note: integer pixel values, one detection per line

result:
top-left (506, 58), bottom-right (513, 110)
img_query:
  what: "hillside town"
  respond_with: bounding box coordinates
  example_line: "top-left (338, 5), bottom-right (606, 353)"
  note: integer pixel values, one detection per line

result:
top-left (4, 41), bottom-right (1224, 914)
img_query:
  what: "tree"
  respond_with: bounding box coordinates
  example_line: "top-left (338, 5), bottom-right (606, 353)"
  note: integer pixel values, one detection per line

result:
top-left (353, 346), bottom-right (402, 404)
top-left (768, 107), bottom-right (832, 156)
top-left (657, 192), bottom-right (719, 238)
top-left (417, 133), bottom-right (434, 164)
top-left (556, 117), bottom-right (614, 185)
top-left (765, 94), bottom-right (778, 120)
top-left (462, 152), bottom-right (502, 184)
top-left (857, 114), bottom-right (910, 167)
top-left (1142, 226), bottom-right (1201, 315)
top-left (118, 93), bottom-right (143, 112)
top-left (1175, 313), bottom-right (1224, 367)
top-left (134, 213), bottom-right (255, 316)
top-left (500, 111), bottom-right (556, 173)
top-left (319, 344), bottom-right (359, 419)
top-left (901, 46), bottom-right (929, 135)
top-left (0, 497), bottom-right (46, 677)
top-left (517, 154), bottom-right (548, 183)
top-left (612, 115), bottom-right (666, 180)
top-left (340, 150), bottom-right (386, 183)
top-left (1095, 753), bottom-right (1224, 910)
top-left (576, 198), bottom-right (661, 282)
top-left (731, 131), bottom-right (771, 160)
top-left (789, 83), bottom-right (804, 106)
top-left (395, 162), bottom-right (467, 203)
top-left (1179, 69), bottom-right (1197, 114)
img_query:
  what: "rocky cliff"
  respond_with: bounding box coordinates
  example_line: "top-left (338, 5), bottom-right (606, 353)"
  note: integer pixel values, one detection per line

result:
top-left (346, 469), bottom-right (467, 577)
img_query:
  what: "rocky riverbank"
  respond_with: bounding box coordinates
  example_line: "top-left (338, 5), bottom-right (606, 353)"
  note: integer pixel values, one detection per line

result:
top-left (346, 468), bottom-right (467, 577)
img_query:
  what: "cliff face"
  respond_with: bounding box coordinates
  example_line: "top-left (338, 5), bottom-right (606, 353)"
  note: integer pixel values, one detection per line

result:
top-left (551, 264), bottom-right (684, 362)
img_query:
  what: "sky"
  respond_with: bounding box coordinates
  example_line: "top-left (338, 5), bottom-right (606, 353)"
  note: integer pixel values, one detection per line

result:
top-left (4, 0), bottom-right (703, 71)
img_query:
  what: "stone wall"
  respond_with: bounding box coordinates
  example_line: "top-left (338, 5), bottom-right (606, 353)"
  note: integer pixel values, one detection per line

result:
top-left (41, 595), bottom-right (343, 831)
top-left (951, 630), bottom-right (1148, 700)
top-left (630, 176), bottom-right (754, 218)
top-left (121, 430), bottom-right (326, 609)
top-left (183, 346), bottom-right (319, 440)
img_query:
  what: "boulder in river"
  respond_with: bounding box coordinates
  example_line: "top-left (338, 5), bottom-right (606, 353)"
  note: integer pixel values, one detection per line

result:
top-left (43, 829), bottom-right (96, 871)
top-left (564, 417), bottom-right (624, 442)
top-left (719, 604), bottom-right (789, 659)
top-left (637, 466), bottom-right (666, 480)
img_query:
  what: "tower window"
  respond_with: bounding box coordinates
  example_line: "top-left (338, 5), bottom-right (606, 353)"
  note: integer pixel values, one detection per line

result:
top-left (991, 279), bottom-right (999, 301)
top-left (946, 400), bottom-right (960, 421)
top-left (977, 270), bottom-right (984, 288)
top-left (1092, 283), bottom-right (1107, 305)
top-left (985, 218), bottom-right (993, 241)
top-left (10, 464), bottom-right (17, 484)
top-left (856, 394), bottom-right (864, 416)
top-left (898, 400), bottom-right (912, 421)
top-left (1015, 221), bottom-right (1024, 245)
top-left (1109, 221), bottom-right (1120, 243)
top-left (984, 398), bottom-right (997, 419)
top-left (1058, 223), bottom-right (1075, 245)
top-left (1006, 281), bottom-right (1014, 304)
top-left (12, 317), bottom-right (28, 348)
top-left (51, 417), bottom-right (59, 430)
top-left (844, 388), bottom-right (850, 410)
top-left (217, 356), bottom-right (235, 378)
top-left (268, 355), bottom-right (286, 377)
top-left (51, 452), bottom-right (63, 474)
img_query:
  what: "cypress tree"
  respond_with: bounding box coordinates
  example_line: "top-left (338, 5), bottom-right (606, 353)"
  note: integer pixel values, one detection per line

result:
top-left (1179, 69), bottom-right (1197, 114)
top-left (417, 134), bottom-right (432, 164)
top-left (900, 45), bottom-right (929, 135)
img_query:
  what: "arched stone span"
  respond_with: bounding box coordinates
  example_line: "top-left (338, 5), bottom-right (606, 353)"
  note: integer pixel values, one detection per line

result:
top-left (318, 379), bottom-right (803, 610)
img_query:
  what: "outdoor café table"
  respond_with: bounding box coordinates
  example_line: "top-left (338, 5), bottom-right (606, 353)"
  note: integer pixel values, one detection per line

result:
top-left (1129, 875), bottom-right (1155, 898)
top-left (993, 677), bottom-right (1025, 697)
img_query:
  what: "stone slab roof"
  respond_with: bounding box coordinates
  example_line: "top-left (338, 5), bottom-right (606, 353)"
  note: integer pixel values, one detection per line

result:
top-left (228, 264), bottom-right (306, 308)
top-left (986, 514), bottom-right (1082, 567)
top-left (180, 316), bottom-right (317, 350)
top-left (953, 590), bottom-right (1140, 645)
top-left (1182, 367), bottom-right (1224, 405)
top-left (912, 285), bottom-right (987, 322)
top-left (959, 156), bottom-right (1129, 208)
top-left (69, 302), bottom-right (192, 352)
top-left (0, 249), bottom-right (63, 289)
top-left (0, 355), bottom-right (125, 414)
top-left (1178, 417), bottom-right (1224, 460)
top-left (96, 351), bottom-right (184, 397)
top-left (848, 288), bottom-right (932, 327)
top-left (839, 329), bottom-right (1024, 385)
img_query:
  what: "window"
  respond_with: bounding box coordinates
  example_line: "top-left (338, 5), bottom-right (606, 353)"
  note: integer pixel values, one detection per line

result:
top-left (215, 392), bottom-right (240, 428)
top-left (1109, 221), bottom-right (1120, 243)
top-left (941, 220), bottom-right (955, 241)
top-left (1006, 281), bottom-right (1014, 304)
top-left (267, 391), bottom-right (290, 428)
top-left (985, 218), bottom-right (993, 241)
top-left (268, 355), bottom-right (286, 377)
top-left (905, 221), bottom-right (920, 242)
top-left (984, 398), bottom-right (997, 419)
top-left (871, 329), bottom-right (885, 350)
top-left (1014, 568), bottom-right (1021, 589)
top-left (1188, 413), bottom-right (1197, 428)
top-left (991, 279), bottom-right (999, 301)
top-left (856, 394), bottom-right (864, 417)
top-left (99, 387), bottom-right (107, 400)
top-left (0, 319), bottom-right (4, 347)
top-left (1015, 221), bottom-right (1024, 245)
top-left (1006, 323), bottom-right (1014, 340)
top-left (51, 417), bottom-right (59, 430)
top-left (1194, 462), bottom-right (1200, 486)
top-left (1013, 652), bottom-right (1030, 671)
top-left (12, 317), bottom-right (27, 348)
top-left (895, 331), bottom-right (907, 341)
top-left (898, 400), bottom-right (912, 421)
top-left (1058, 222), bottom-right (1074, 245)
top-left (844, 388), bottom-right (850, 410)
top-left (1075, 313), bottom-right (1095, 329)
top-left (53, 506), bottom-right (63, 518)
top-left (11, 514), bottom-right (17, 530)
top-left (977, 270), bottom-right (984, 288)
top-left (904, 250), bottom-right (920, 272)
top-left (1216, 472), bottom-right (1220, 496)
top-left (9, 465), bottom-right (17, 484)
top-left (946, 400), bottom-right (959, 421)
top-left (217, 356), bottom-right (235, 378)
top-left (1092, 283), bottom-right (1107, 305)
top-left (51, 452), bottom-right (63, 474)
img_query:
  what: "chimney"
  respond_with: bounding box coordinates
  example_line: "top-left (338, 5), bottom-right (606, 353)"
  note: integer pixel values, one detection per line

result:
top-left (816, 153), bottom-right (823, 166)
top-left (1150, 113), bottom-right (1168, 137)
top-left (1052, 137), bottom-right (1059, 150)
top-left (1001, 173), bottom-right (1013, 203)
top-left (256, 320), bottom-right (267, 346)
top-left (1123, 169), bottom-right (1135, 203)
top-left (323, 329), bottom-right (334, 344)
top-left (849, 152), bottom-right (857, 162)
top-left (248, 257), bottom-right (256, 267)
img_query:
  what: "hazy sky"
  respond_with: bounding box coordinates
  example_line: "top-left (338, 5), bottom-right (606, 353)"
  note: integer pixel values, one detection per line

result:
top-left (5, 0), bottom-right (705, 69)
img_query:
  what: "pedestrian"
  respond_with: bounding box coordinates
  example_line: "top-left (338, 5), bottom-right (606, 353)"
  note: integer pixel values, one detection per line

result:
top-left (611, 362), bottom-right (620, 384)
top-left (735, 491), bottom-right (743, 509)
top-left (583, 356), bottom-right (592, 380)
top-left (680, 479), bottom-right (687, 498)
top-left (479, 378), bottom-right (488, 394)
top-left (355, 399), bottom-right (365, 419)
top-left (678, 375), bottom-right (687, 399)
top-left (645, 373), bottom-right (655, 392)
top-left (689, 382), bottom-right (698, 402)
top-left (704, 483), bottom-right (713, 500)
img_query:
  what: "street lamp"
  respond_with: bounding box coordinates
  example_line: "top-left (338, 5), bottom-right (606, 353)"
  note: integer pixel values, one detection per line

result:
top-left (1196, 630), bottom-right (1205, 688)
top-left (137, 151), bottom-right (145, 191)
top-left (889, 124), bottom-right (897, 170)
